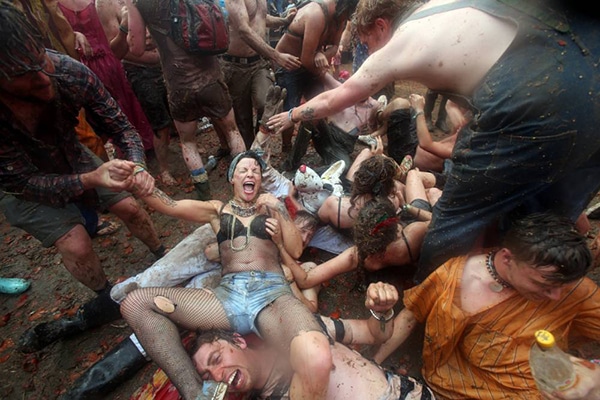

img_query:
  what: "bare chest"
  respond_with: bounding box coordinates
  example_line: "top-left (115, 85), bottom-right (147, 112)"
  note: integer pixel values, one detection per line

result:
top-left (459, 256), bottom-right (513, 314)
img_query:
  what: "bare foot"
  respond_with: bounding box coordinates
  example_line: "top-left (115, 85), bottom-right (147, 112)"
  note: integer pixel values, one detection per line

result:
top-left (159, 170), bottom-right (177, 186)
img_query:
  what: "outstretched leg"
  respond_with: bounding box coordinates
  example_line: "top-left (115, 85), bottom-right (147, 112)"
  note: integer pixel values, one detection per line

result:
top-left (121, 287), bottom-right (230, 399)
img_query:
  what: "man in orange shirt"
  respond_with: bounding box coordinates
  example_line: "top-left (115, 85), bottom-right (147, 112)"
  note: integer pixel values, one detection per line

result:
top-left (374, 213), bottom-right (600, 400)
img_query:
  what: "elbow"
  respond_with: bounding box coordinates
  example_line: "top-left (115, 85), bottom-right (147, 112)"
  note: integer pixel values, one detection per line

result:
top-left (129, 46), bottom-right (144, 57)
top-left (128, 39), bottom-right (145, 57)
top-left (288, 246), bottom-right (302, 260)
top-left (239, 28), bottom-right (254, 42)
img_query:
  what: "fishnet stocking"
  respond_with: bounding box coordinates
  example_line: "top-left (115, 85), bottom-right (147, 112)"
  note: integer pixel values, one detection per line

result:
top-left (256, 293), bottom-right (323, 351)
top-left (121, 287), bottom-right (230, 399)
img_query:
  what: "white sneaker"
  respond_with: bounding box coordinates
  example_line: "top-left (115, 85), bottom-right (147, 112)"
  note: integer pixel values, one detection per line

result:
top-left (358, 135), bottom-right (377, 147)
top-left (198, 117), bottom-right (213, 133)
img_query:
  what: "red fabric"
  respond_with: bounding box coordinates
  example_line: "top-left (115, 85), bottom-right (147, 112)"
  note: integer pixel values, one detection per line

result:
top-left (58, 1), bottom-right (155, 150)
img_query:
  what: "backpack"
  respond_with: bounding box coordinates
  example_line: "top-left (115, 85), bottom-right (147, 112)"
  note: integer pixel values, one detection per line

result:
top-left (167, 0), bottom-right (229, 55)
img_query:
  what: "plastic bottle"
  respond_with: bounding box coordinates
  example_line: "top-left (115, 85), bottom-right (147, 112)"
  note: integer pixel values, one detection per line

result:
top-left (530, 330), bottom-right (576, 393)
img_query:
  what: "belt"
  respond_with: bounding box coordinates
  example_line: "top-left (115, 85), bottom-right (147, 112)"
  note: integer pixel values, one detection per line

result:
top-left (221, 54), bottom-right (262, 64)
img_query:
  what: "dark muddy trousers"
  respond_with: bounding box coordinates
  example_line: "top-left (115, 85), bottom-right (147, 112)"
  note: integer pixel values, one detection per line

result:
top-left (414, 0), bottom-right (600, 281)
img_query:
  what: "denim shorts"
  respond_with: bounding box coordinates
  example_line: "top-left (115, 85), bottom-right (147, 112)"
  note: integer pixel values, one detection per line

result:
top-left (211, 271), bottom-right (292, 335)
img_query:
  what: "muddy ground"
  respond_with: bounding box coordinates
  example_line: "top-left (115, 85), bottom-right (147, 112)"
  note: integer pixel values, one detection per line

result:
top-left (2, 81), bottom-right (600, 399)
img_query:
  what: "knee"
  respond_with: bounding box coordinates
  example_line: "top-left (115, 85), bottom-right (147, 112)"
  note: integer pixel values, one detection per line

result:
top-left (119, 289), bottom-right (146, 323)
top-left (291, 331), bottom-right (333, 375)
top-left (110, 198), bottom-right (146, 223)
top-left (54, 225), bottom-right (94, 259)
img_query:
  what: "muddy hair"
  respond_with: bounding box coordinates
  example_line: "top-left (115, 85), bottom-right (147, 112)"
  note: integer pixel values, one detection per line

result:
top-left (353, 197), bottom-right (398, 267)
top-left (349, 155), bottom-right (398, 212)
top-left (502, 213), bottom-right (592, 283)
top-left (353, 0), bottom-right (419, 35)
top-left (190, 329), bottom-right (241, 358)
top-left (0, 0), bottom-right (46, 80)
top-left (295, 209), bottom-right (319, 231)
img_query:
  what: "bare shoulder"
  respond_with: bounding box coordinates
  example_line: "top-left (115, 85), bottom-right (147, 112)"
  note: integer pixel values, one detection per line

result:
top-left (392, 1), bottom-right (518, 93)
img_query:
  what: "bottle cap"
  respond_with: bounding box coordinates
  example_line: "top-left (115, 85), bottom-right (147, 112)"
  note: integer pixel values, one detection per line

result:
top-left (535, 330), bottom-right (556, 349)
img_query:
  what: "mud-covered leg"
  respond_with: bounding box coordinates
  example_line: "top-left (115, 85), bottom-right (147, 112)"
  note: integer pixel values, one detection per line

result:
top-left (257, 295), bottom-right (332, 400)
top-left (121, 287), bottom-right (230, 399)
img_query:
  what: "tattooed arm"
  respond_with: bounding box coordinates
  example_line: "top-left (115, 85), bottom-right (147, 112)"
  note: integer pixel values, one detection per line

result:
top-left (258, 193), bottom-right (303, 259)
top-left (142, 188), bottom-right (221, 225)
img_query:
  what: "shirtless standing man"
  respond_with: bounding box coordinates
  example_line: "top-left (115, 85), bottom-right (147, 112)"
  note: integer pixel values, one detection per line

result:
top-left (125, 0), bottom-right (246, 200)
top-left (220, 0), bottom-right (300, 150)
top-left (96, 0), bottom-right (177, 185)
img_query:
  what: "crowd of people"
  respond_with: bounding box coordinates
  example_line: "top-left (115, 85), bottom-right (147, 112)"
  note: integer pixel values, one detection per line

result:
top-left (1, 0), bottom-right (600, 399)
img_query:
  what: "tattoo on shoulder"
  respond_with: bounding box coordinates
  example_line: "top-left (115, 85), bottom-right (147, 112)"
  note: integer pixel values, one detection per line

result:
top-left (152, 188), bottom-right (177, 207)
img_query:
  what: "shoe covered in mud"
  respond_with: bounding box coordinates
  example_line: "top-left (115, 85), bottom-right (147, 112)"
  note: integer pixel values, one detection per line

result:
top-left (18, 284), bottom-right (121, 353)
top-left (205, 155), bottom-right (218, 172)
top-left (197, 117), bottom-right (213, 133)
top-left (60, 338), bottom-right (148, 400)
top-left (194, 181), bottom-right (212, 201)
top-left (0, 277), bottom-right (30, 294)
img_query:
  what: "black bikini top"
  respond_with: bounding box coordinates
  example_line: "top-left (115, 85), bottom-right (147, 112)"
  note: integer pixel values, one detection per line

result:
top-left (216, 213), bottom-right (271, 245)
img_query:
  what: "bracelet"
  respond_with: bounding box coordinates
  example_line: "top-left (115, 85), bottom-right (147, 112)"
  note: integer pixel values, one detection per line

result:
top-left (370, 308), bottom-right (395, 322)
top-left (119, 25), bottom-right (129, 34)
top-left (402, 203), bottom-right (412, 212)
top-left (412, 110), bottom-right (424, 120)
top-left (133, 166), bottom-right (145, 176)
top-left (288, 107), bottom-right (299, 123)
top-left (376, 109), bottom-right (384, 123)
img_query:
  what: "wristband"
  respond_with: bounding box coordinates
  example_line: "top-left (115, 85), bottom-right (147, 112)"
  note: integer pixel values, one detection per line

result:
top-left (369, 308), bottom-right (395, 322)
top-left (288, 108), bottom-right (299, 123)
top-left (119, 25), bottom-right (129, 34)
top-left (412, 110), bottom-right (424, 120)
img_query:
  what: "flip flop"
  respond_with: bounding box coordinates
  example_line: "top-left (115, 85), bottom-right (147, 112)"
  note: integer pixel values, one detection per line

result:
top-left (95, 219), bottom-right (121, 237)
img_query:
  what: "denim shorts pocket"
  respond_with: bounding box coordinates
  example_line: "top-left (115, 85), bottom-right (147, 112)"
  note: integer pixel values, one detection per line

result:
top-left (484, 130), bottom-right (575, 185)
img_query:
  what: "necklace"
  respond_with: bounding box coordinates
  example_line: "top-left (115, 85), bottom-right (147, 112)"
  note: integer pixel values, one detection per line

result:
top-left (229, 214), bottom-right (251, 252)
top-left (229, 200), bottom-right (256, 218)
top-left (486, 250), bottom-right (512, 293)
